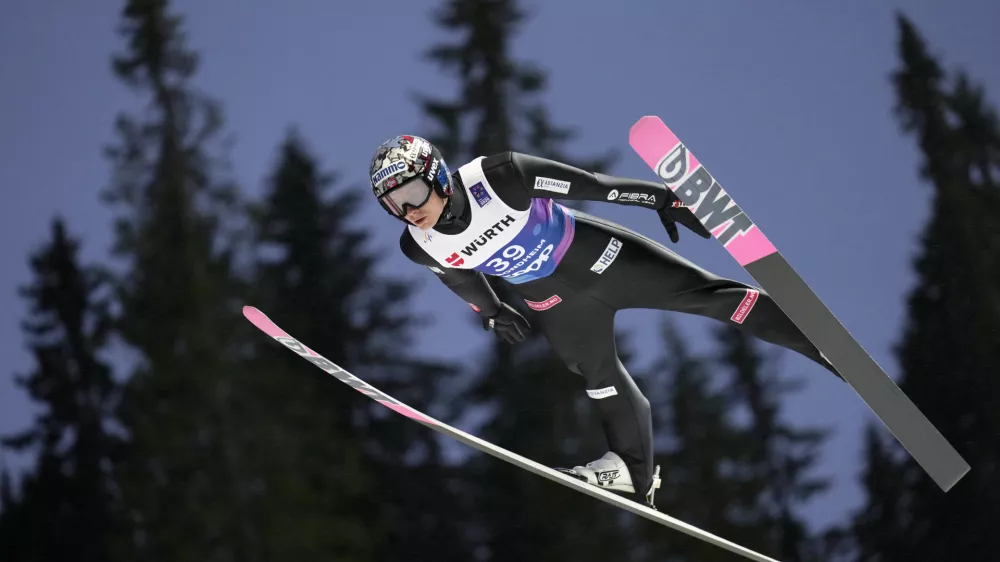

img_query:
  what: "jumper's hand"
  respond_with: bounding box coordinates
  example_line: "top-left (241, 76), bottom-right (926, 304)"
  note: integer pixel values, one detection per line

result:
top-left (482, 302), bottom-right (531, 344)
top-left (658, 191), bottom-right (712, 243)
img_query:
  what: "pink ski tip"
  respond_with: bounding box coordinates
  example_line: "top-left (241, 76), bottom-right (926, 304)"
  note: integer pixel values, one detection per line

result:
top-left (628, 115), bottom-right (665, 139)
top-left (243, 305), bottom-right (290, 339)
top-left (629, 116), bottom-right (681, 170)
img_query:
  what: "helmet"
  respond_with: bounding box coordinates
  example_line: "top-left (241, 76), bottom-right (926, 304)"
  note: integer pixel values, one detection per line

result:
top-left (369, 135), bottom-right (453, 220)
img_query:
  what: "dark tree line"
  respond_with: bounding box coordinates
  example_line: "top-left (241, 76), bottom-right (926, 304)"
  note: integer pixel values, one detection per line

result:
top-left (849, 14), bottom-right (1000, 562)
top-left (1, 2), bottom-right (995, 561)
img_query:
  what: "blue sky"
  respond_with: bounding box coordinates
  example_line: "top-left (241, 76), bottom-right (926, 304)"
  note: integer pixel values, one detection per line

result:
top-left (2, 0), bottom-right (998, 533)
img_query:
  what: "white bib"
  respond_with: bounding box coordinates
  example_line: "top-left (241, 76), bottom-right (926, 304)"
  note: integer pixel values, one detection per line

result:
top-left (409, 157), bottom-right (577, 284)
top-left (409, 157), bottom-right (530, 269)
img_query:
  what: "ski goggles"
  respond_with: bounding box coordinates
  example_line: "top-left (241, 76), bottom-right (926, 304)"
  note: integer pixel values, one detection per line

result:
top-left (378, 177), bottom-right (433, 217)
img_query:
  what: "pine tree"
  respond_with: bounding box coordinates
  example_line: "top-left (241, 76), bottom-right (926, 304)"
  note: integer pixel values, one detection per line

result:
top-left (237, 129), bottom-right (377, 560)
top-left (0, 465), bottom-right (13, 533)
top-left (0, 217), bottom-right (120, 562)
top-left (419, 0), bottom-right (615, 169)
top-left (101, 1), bottom-right (255, 559)
top-left (850, 14), bottom-right (1000, 562)
top-left (417, 0), bottom-right (627, 558)
top-left (850, 427), bottom-right (909, 561)
top-left (631, 319), bottom-right (749, 562)
top-left (246, 129), bottom-right (470, 560)
top-left (712, 325), bottom-right (830, 561)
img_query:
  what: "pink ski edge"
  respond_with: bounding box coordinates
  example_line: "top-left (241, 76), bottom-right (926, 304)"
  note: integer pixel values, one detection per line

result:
top-left (242, 305), bottom-right (439, 426)
top-left (379, 401), bottom-right (438, 425)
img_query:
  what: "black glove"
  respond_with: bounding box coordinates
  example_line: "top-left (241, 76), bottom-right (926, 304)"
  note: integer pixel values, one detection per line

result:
top-left (658, 190), bottom-right (712, 243)
top-left (481, 302), bottom-right (531, 344)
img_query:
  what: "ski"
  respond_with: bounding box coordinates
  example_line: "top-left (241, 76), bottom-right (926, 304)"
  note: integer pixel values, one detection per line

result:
top-left (629, 115), bottom-right (970, 492)
top-left (242, 305), bottom-right (781, 562)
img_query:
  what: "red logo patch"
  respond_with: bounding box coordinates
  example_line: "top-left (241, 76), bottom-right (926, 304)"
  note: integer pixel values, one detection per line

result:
top-left (524, 295), bottom-right (562, 311)
top-left (446, 253), bottom-right (465, 267)
top-left (731, 289), bottom-right (759, 324)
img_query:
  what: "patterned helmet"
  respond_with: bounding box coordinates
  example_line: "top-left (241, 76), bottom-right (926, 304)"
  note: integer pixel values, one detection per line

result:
top-left (369, 135), bottom-right (453, 218)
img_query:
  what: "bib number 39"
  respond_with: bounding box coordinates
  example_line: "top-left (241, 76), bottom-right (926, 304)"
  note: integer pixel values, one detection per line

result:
top-left (484, 242), bottom-right (554, 279)
top-left (485, 245), bottom-right (527, 273)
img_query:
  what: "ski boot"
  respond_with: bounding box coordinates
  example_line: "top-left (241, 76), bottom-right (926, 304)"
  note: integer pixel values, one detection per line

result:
top-left (556, 451), bottom-right (662, 509)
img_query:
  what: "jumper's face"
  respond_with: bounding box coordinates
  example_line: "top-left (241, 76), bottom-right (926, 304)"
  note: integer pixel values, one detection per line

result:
top-left (406, 189), bottom-right (447, 230)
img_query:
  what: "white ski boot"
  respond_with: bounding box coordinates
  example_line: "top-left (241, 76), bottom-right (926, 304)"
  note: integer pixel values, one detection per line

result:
top-left (555, 451), bottom-right (636, 495)
top-left (555, 451), bottom-right (662, 509)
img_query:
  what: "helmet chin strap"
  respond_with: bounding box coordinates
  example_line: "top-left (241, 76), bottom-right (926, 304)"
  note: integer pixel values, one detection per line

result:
top-left (436, 174), bottom-right (468, 229)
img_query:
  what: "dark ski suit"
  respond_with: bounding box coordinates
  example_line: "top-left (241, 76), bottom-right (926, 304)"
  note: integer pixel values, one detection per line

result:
top-left (399, 152), bottom-right (840, 500)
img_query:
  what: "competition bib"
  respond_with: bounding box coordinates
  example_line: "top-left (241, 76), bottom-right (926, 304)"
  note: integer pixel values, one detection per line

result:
top-left (409, 157), bottom-right (575, 284)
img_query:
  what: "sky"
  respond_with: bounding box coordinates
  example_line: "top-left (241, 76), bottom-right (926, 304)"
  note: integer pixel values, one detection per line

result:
top-left (2, 0), bottom-right (998, 534)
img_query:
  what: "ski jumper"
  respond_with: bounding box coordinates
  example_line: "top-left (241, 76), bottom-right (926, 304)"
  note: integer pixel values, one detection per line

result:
top-left (399, 152), bottom-right (839, 499)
